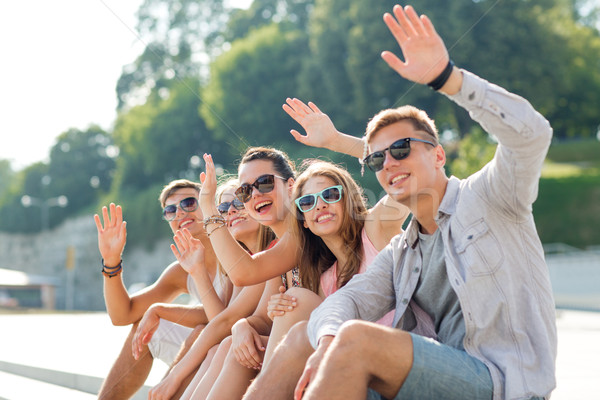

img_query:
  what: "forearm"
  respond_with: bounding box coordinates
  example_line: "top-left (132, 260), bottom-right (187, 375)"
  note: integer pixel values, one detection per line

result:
top-left (103, 276), bottom-right (136, 325)
top-left (153, 303), bottom-right (208, 328)
top-left (190, 271), bottom-right (227, 320)
top-left (325, 132), bottom-right (365, 159)
top-left (246, 315), bottom-right (272, 336)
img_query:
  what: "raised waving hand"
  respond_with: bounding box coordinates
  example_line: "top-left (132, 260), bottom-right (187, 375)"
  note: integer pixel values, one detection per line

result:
top-left (381, 5), bottom-right (450, 84)
top-left (171, 228), bottom-right (206, 276)
top-left (94, 203), bottom-right (127, 267)
top-left (282, 98), bottom-right (340, 149)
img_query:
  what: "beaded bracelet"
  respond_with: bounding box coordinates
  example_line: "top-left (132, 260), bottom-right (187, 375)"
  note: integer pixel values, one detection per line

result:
top-left (427, 59), bottom-right (455, 91)
top-left (102, 259), bottom-right (123, 278)
top-left (207, 223), bottom-right (227, 237)
top-left (203, 215), bottom-right (226, 230)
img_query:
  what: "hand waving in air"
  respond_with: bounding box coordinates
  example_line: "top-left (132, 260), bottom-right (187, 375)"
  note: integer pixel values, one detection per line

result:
top-left (94, 203), bottom-right (127, 267)
top-left (171, 228), bottom-right (206, 276)
top-left (282, 99), bottom-right (340, 150)
top-left (381, 5), bottom-right (450, 84)
top-left (199, 153), bottom-right (218, 216)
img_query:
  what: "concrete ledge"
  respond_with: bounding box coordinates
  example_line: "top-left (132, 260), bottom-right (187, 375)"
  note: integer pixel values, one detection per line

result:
top-left (0, 360), bottom-right (152, 399)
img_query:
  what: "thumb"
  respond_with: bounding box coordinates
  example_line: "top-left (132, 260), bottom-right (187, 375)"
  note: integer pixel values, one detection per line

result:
top-left (290, 129), bottom-right (307, 143)
top-left (253, 332), bottom-right (265, 351)
top-left (199, 172), bottom-right (206, 184)
top-left (294, 369), bottom-right (310, 400)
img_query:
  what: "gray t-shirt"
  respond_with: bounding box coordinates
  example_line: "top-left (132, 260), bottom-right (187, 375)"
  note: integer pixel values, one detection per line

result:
top-left (413, 228), bottom-right (465, 350)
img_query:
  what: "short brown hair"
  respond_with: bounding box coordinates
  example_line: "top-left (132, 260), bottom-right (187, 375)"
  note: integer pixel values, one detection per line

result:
top-left (158, 179), bottom-right (202, 208)
top-left (365, 105), bottom-right (439, 145)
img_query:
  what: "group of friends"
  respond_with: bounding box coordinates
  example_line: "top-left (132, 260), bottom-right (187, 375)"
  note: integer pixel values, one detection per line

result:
top-left (93, 5), bottom-right (557, 400)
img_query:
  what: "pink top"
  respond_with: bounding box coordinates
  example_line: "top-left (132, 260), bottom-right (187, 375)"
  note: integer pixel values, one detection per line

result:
top-left (319, 229), bottom-right (395, 326)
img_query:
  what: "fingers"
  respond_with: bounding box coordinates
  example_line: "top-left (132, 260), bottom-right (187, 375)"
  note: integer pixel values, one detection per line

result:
top-left (289, 129), bottom-right (308, 144)
top-left (294, 368), bottom-right (311, 400)
top-left (383, 11), bottom-right (408, 44)
top-left (170, 243), bottom-right (180, 260)
top-left (307, 101), bottom-right (322, 113)
top-left (93, 213), bottom-right (103, 232)
top-left (381, 50), bottom-right (405, 74)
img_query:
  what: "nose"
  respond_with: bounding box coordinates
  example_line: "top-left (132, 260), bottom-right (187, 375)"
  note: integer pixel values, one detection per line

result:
top-left (381, 149), bottom-right (399, 170)
top-left (315, 196), bottom-right (328, 210)
top-left (227, 203), bottom-right (238, 216)
top-left (174, 206), bottom-right (187, 220)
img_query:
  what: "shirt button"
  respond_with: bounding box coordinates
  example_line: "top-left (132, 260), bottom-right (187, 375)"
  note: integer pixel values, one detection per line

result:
top-left (413, 266), bottom-right (420, 273)
top-left (402, 298), bottom-right (409, 305)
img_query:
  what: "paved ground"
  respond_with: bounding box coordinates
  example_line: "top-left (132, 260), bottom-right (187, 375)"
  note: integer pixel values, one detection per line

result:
top-left (0, 309), bottom-right (598, 399)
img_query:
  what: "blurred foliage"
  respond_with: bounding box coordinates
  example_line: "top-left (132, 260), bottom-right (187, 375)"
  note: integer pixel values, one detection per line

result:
top-left (447, 127), bottom-right (497, 179)
top-left (1, 0), bottom-right (599, 248)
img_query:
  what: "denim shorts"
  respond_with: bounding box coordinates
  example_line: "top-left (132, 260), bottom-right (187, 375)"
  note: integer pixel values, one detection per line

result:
top-left (367, 333), bottom-right (492, 400)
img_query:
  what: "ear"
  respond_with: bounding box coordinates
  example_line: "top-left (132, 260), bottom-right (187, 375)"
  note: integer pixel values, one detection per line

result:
top-left (434, 145), bottom-right (446, 169)
top-left (303, 220), bottom-right (308, 229)
top-left (287, 178), bottom-right (295, 195)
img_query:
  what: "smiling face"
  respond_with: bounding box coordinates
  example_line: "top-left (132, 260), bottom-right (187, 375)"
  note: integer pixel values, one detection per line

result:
top-left (164, 188), bottom-right (204, 236)
top-left (219, 188), bottom-right (261, 248)
top-left (238, 159), bottom-right (293, 233)
top-left (369, 120), bottom-right (446, 206)
top-left (299, 176), bottom-right (344, 240)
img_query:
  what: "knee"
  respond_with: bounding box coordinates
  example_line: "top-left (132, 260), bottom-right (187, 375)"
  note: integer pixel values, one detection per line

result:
top-left (334, 320), bottom-right (376, 354)
top-left (286, 320), bottom-right (309, 348)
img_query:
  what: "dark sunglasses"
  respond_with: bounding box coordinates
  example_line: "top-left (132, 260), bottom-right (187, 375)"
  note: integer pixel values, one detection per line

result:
top-left (363, 137), bottom-right (436, 172)
top-left (235, 174), bottom-right (285, 203)
top-left (295, 185), bottom-right (343, 213)
top-left (217, 198), bottom-right (245, 215)
top-left (162, 196), bottom-right (198, 221)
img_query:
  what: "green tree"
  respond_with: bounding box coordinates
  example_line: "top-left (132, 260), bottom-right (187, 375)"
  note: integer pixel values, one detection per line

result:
top-left (116, 0), bottom-right (233, 110)
top-left (46, 126), bottom-right (116, 217)
top-left (448, 127), bottom-right (497, 179)
top-left (201, 24), bottom-right (309, 157)
top-left (0, 160), bottom-right (13, 199)
top-left (112, 78), bottom-right (221, 192)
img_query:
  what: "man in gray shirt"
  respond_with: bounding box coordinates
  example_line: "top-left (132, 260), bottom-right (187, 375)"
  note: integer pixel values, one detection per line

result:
top-left (244, 4), bottom-right (556, 400)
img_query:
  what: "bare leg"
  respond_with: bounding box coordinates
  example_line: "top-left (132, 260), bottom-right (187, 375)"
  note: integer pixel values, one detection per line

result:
top-left (186, 337), bottom-right (232, 399)
top-left (206, 337), bottom-right (268, 400)
top-left (244, 321), bottom-right (313, 400)
top-left (262, 288), bottom-right (322, 367)
top-left (303, 320), bottom-right (413, 400)
top-left (98, 322), bottom-right (153, 400)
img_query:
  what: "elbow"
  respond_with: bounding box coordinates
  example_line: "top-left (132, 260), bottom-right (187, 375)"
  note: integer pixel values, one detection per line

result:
top-left (109, 316), bottom-right (130, 326)
top-left (229, 274), bottom-right (258, 287)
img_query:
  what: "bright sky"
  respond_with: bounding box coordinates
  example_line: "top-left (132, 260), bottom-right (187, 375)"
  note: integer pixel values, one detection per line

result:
top-left (0, 1), bottom-right (144, 171)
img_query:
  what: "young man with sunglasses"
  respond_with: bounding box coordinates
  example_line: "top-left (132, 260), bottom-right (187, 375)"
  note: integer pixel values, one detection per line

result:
top-left (250, 4), bottom-right (556, 400)
top-left (94, 179), bottom-right (230, 399)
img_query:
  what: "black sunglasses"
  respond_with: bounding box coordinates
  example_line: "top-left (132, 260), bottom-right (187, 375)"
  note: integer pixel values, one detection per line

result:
top-left (363, 137), bottom-right (436, 172)
top-left (162, 196), bottom-right (198, 221)
top-left (295, 185), bottom-right (343, 213)
top-left (235, 174), bottom-right (285, 203)
top-left (217, 198), bottom-right (245, 215)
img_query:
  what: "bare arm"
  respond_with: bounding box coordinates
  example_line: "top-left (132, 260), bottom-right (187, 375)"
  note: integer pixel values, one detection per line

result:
top-left (364, 195), bottom-right (411, 251)
top-left (171, 228), bottom-right (229, 320)
top-left (94, 203), bottom-right (188, 325)
top-left (149, 280), bottom-right (266, 397)
top-left (198, 154), bottom-right (300, 286)
top-left (282, 99), bottom-right (365, 159)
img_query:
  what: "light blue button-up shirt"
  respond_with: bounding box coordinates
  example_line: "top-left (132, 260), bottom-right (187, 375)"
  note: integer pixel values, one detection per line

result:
top-left (307, 70), bottom-right (557, 400)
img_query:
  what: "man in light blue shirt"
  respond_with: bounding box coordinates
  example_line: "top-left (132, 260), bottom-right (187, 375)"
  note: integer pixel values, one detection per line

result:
top-left (244, 4), bottom-right (556, 400)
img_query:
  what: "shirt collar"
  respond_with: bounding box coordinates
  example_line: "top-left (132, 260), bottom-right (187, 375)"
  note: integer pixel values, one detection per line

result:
top-left (404, 176), bottom-right (461, 249)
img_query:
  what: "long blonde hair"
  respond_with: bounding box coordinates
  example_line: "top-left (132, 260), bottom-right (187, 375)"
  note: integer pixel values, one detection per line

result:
top-left (292, 161), bottom-right (368, 293)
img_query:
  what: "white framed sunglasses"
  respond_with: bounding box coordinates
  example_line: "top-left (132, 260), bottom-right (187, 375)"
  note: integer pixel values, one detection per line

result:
top-left (295, 185), bottom-right (343, 213)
